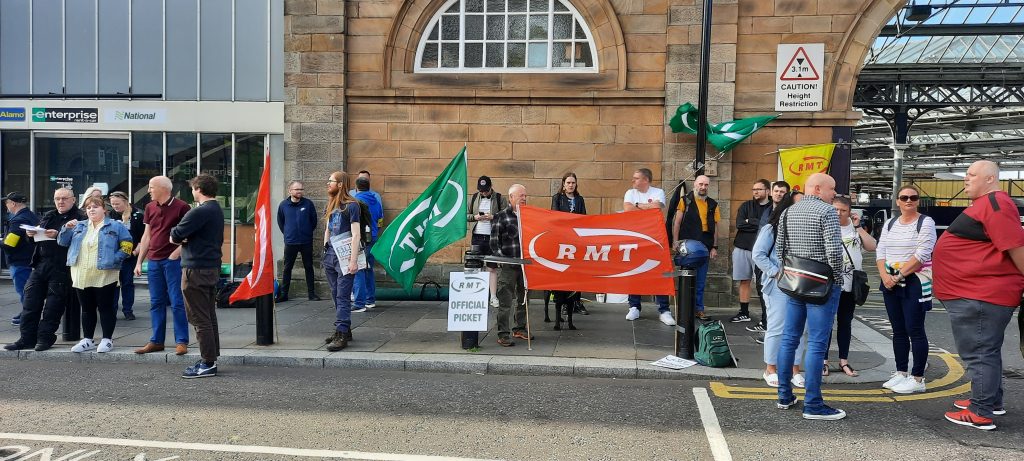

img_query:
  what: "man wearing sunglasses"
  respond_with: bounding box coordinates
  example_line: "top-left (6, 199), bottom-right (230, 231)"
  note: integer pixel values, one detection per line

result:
top-left (934, 160), bottom-right (1024, 431)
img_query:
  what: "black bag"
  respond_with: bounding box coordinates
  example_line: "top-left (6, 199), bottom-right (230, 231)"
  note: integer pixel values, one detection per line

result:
top-left (217, 281), bottom-right (256, 309)
top-left (776, 212), bottom-right (835, 304)
top-left (841, 244), bottom-right (870, 306)
top-left (354, 199), bottom-right (373, 246)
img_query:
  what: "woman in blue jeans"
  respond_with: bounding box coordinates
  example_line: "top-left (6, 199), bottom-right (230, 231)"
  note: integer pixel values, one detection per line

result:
top-left (751, 194), bottom-right (806, 388)
top-left (322, 171), bottom-right (362, 352)
top-left (108, 192), bottom-right (145, 321)
top-left (875, 185), bottom-right (936, 394)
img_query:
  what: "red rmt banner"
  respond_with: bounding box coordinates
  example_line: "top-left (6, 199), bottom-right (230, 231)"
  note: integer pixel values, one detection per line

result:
top-left (519, 206), bottom-right (674, 295)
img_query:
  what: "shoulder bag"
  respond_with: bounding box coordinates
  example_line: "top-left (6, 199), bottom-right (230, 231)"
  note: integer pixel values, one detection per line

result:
top-left (776, 212), bottom-right (835, 304)
top-left (841, 242), bottom-right (870, 306)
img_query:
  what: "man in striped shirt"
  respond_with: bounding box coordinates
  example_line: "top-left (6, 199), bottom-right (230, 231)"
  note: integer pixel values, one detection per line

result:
top-left (774, 173), bottom-right (847, 421)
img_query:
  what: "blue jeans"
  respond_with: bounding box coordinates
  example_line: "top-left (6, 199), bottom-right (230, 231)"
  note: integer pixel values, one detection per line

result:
top-left (762, 282), bottom-right (806, 366)
top-left (114, 259), bottom-right (136, 314)
top-left (695, 258), bottom-right (709, 312)
top-left (353, 239), bottom-right (376, 307)
top-left (881, 275), bottom-right (929, 377)
top-left (944, 298), bottom-right (1017, 418)
top-left (323, 248), bottom-right (353, 333)
top-left (146, 258), bottom-right (189, 345)
top-left (10, 265), bottom-right (30, 305)
top-left (627, 294), bottom-right (669, 313)
top-left (777, 289), bottom-right (840, 411)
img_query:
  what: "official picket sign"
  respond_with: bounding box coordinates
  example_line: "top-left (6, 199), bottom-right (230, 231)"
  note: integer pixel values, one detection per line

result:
top-left (447, 271), bottom-right (490, 332)
top-left (775, 43), bottom-right (824, 112)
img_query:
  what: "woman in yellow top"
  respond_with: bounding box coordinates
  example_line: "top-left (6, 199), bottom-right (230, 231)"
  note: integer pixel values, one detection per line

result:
top-left (58, 196), bottom-right (134, 353)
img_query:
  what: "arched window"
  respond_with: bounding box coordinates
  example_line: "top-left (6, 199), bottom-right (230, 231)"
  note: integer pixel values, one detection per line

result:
top-left (415, 0), bottom-right (598, 72)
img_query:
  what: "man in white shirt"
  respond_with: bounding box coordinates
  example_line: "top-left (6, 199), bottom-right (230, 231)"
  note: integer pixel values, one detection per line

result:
top-left (467, 176), bottom-right (506, 307)
top-left (623, 168), bottom-right (676, 326)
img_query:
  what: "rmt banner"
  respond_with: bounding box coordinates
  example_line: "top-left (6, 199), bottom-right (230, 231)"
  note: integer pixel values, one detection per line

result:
top-left (519, 206), bottom-right (674, 295)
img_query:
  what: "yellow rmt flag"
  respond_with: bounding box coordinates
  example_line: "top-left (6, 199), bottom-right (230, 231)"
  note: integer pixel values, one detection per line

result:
top-left (779, 143), bottom-right (836, 192)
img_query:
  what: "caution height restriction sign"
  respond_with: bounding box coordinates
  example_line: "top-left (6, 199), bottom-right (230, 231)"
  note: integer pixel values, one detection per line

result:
top-left (775, 43), bottom-right (824, 112)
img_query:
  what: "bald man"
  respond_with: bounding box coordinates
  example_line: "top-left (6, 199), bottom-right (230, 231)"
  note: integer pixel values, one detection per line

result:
top-left (671, 174), bottom-right (720, 321)
top-left (935, 161), bottom-right (1024, 430)
top-left (490, 184), bottom-right (530, 347)
top-left (774, 172), bottom-right (846, 421)
top-left (134, 176), bottom-right (193, 355)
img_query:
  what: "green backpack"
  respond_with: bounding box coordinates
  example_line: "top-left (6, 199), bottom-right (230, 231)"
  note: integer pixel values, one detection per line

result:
top-left (694, 320), bottom-right (735, 368)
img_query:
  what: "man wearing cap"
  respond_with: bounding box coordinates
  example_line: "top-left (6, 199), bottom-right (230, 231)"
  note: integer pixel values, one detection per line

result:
top-left (1, 192), bottom-right (38, 326)
top-left (467, 176), bottom-right (506, 307)
top-left (5, 188), bottom-right (85, 351)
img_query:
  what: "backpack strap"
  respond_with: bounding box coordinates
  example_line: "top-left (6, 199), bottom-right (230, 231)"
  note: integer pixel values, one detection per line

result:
top-left (469, 192), bottom-right (479, 215)
top-left (988, 192), bottom-right (1001, 211)
top-left (886, 217), bottom-right (897, 232)
top-left (887, 215), bottom-right (926, 234)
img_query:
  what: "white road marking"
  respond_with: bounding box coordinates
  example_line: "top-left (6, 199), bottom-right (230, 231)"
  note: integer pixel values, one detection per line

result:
top-left (692, 387), bottom-right (733, 461)
top-left (0, 433), bottom-right (496, 461)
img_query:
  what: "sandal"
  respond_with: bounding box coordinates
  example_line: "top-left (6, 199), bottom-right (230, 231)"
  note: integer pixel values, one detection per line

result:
top-left (841, 363), bottom-right (859, 377)
top-left (763, 371), bottom-right (779, 388)
top-left (822, 361), bottom-right (830, 377)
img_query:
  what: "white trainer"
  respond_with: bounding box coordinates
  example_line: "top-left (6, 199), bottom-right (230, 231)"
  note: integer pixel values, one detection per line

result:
top-left (490, 296), bottom-right (499, 308)
top-left (625, 307), bottom-right (641, 321)
top-left (791, 373), bottom-right (806, 388)
top-left (891, 376), bottom-right (926, 394)
top-left (71, 338), bottom-right (95, 353)
top-left (366, 303), bottom-right (376, 309)
top-left (882, 371), bottom-right (909, 389)
top-left (659, 311), bottom-right (677, 326)
top-left (97, 338), bottom-right (113, 353)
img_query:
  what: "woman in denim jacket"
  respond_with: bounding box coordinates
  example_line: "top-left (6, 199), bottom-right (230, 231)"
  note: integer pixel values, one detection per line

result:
top-left (59, 196), bottom-right (133, 353)
top-left (752, 194), bottom-right (808, 389)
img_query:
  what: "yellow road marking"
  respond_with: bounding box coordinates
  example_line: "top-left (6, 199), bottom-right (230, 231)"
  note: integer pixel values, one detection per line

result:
top-left (709, 353), bottom-right (968, 402)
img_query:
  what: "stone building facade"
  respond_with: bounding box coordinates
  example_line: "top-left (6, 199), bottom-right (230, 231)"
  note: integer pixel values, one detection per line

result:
top-left (282, 0), bottom-right (902, 304)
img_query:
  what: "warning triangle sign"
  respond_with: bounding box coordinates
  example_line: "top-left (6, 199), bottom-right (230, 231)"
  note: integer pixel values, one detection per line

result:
top-left (780, 47), bottom-right (820, 81)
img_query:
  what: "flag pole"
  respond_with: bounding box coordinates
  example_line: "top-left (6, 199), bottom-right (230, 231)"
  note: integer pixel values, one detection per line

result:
top-left (695, 0), bottom-right (713, 177)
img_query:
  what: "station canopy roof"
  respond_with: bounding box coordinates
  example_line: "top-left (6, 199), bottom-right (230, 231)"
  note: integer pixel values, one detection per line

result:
top-left (853, 0), bottom-right (1024, 195)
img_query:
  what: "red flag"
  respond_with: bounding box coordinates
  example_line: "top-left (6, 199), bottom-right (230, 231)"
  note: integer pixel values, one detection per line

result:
top-left (519, 206), bottom-right (674, 295)
top-left (230, 145), bottom-right (275, 302)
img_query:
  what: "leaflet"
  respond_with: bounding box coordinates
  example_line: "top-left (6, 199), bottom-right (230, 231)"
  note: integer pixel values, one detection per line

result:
top-left (329, 232), bottom-right (367, 276)
top-left (19, 224), bottom-right (55, 242)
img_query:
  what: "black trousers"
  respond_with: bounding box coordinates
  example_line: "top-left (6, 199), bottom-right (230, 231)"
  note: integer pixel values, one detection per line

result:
top-left (77, 282), bottom-right (119, 339)
top-left (18, 261), bottom-right (73, 346)
top-left (281, 243), bottom-right (316, 298)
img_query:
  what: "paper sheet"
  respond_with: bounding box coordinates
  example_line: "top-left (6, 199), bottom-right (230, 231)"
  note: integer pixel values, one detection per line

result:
top-left (329, 232), bottom-right (367, 276)
top-left (20, 224), bottom-right (55, 242)
top-left (651, 355), bottom-right (698, 370)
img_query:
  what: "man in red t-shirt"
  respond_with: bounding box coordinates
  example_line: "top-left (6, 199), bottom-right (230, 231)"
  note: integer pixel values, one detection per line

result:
top-left (933, 160), bottom-right (1024, 431)
top-left (132, 176), bottom-right (193, 356)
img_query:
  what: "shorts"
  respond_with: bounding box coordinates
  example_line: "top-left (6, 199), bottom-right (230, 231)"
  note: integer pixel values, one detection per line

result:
top-left (471, 233), bottom-right (497, 268)
top-left (731, 247), bottom-right (755, 281)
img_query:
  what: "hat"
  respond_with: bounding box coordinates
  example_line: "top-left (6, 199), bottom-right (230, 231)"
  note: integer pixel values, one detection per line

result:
top-left (477, 176), bottom-right (492, 192)
top-left (2, 192), bottom-right (27, 203)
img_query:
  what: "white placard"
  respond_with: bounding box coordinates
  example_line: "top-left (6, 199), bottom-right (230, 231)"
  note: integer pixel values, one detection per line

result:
top-left (775, 43), bottom-right (824, 112)
top-left (447, 271), bottom-right (490, 331)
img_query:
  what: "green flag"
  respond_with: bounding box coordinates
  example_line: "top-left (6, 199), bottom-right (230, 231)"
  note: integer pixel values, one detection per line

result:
top-left (370, 147), bottom-right (468, 292)
top-left (707, 114), bottom-right (779, 152)
top-left (669, 103), bottom-right (701, 134)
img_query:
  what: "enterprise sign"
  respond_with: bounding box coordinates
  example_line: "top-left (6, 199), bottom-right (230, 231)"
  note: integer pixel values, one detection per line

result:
top-left (32, 107), bottom-right (99, 123)
top-left (0, 107), bottom-right (26, 121)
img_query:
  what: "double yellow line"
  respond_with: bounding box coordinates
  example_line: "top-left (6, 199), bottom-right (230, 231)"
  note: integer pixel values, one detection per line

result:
top-left (709, 353), bottom-right (970, 402)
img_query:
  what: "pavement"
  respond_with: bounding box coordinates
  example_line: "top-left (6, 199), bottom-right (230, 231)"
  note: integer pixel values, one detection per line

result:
top-left (0, 277), bottom-right (899, 383)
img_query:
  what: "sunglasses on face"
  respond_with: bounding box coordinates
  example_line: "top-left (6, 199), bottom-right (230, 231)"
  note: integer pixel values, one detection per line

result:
top-left (898, 195), bottom-right (920, 202)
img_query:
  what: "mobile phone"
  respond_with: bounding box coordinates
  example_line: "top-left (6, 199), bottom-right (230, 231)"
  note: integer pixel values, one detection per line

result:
top-left (478, 212), bottom-right (484, 215)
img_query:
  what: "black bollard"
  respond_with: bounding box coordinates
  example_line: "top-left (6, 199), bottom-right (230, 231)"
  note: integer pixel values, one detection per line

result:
top-left (62, 288), bottom-right (81, 341)
top-left (255, 294), bottom-right (274, 345)
top-left (674, 269), bottom-right (697, 359)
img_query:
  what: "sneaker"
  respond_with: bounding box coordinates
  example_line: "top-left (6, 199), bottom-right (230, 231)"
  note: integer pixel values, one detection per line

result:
top-left (309, 295), bottom-right (323, 301)
top-left (695, 311), bottom-right (710, 320)
top-left (945, 409), bottom-right (996, 431)
top-left (803, 405), bottom-right (847, 421)
top-left (496, 337), bottom-right (515, 347)
top-left (753, 336), bottom-right (764, 345)
top-left (625, 306), bottom-right (641, 321)
top-left (891, 376), bottom-right (926, 394)
top-left (730, 312), bottom-right (751, 323)
top-left (791, 373), bottom-right (805, 388)
top-left (71, 338), bottom-right (95, 353)
top-left (882, 371), bottom-right (909, 389)
top-left (11, 316), bottom-right (20, 326)
top-left (97, 338), bottom-right (113, 353)
top-left (123, 312), bottom-right (136, 321)
top-left (954, 399), bottom-right (1006, 416)
top-left (745, 323), bottom-right (766, 333)
top-left (659, 311), bottom-right (677, 326)
top-left (366, 303), bottom-right (376, 308)
top-left (352, 306), bottom-right (368, 313)
top-left (182, 360), bottom-right (218, 379)
top-left (777, 396), bottom-right (799, 410)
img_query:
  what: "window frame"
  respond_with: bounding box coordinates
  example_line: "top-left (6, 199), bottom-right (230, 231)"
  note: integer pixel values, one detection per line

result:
top-left (414, 0), bottom-right (599, 73)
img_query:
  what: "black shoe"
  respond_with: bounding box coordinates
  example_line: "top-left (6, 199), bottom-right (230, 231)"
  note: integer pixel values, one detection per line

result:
top-left (730, 312), bottom-right (752, 323)
top-left (275, 295), bottom-right (288, 303)
top-left (573, 304), bottom-right (590, 315)
top-left (745, 323), bottom-right (766, 332)
top-left (124, 312), bottom-right (136, 321)
top-left (4, 341), bottom-right (31, 351)
top-left (309, 295), bottom-right (322, 301)
top-left (34, 341), bottom-right (54, 352)
top-left (343, 331), bottom-right (353, 342)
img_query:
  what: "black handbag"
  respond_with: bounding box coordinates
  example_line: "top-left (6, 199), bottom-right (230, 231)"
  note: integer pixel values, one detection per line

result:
top-left (776, 213), bottom-right (835, 304)
top-left (841, 244), bottom-right (870, 306)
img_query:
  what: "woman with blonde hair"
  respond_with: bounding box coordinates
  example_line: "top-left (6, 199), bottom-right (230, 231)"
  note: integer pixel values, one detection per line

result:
top-left (59, 196), bottom-right (133, 353)
top-left (322, 171), bottom-right (362, 352)
top-left (108, 191), bottom-right (145, 320)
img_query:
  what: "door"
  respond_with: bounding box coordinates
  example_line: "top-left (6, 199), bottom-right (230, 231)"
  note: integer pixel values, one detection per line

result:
top-left (33, 132), bottom-right (130, 214)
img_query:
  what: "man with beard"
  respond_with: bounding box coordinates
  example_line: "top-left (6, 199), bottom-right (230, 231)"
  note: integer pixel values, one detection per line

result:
top-left (730, 179), bottom-right (773, 324)
top-left (672, 175), bottom-right (720, 320)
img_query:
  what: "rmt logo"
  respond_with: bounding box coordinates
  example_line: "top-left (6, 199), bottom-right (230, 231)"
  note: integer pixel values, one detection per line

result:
top-left (528, 228), bottom-right (664, 278)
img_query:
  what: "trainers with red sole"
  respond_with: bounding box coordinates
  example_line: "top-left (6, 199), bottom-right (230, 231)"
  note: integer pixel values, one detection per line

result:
top-left (953, 399), bottom-right (1006, 416)
top-left (944, 409), bottom-right (996, 431)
